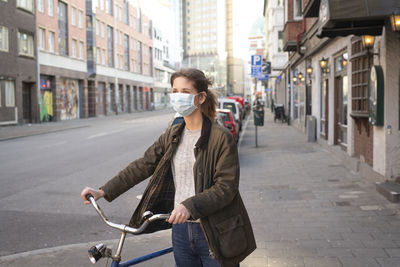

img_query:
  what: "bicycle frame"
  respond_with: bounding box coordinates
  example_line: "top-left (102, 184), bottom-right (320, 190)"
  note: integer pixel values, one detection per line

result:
top-left (85, 194), bottom-right (173, 266)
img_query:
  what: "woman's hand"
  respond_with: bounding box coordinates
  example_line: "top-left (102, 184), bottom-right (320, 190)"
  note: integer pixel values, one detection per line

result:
top-left (168, 204), bottom-right (191, 224)
top-left (80, 187), bottom-right (105, 204)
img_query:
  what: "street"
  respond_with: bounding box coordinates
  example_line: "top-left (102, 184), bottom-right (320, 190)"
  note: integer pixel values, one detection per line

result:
top-left (1, 110), bottom-right (400, 267)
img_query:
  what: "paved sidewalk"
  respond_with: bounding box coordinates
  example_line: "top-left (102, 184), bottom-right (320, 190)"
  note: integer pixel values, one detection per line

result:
top-left (1, 111), bottom-right (400, 267)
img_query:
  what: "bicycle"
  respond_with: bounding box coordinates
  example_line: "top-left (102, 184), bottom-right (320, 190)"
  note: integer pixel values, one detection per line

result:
top-left (85, 194), bottom-right (173, 266)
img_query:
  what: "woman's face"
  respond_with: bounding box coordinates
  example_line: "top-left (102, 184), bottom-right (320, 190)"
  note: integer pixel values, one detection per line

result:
top-left (172, 77), bottom-right (206, 106)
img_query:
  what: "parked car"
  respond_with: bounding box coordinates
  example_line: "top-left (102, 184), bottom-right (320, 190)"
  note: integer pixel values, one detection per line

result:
top-left (217, 108), bottom-right (239, 142)
top-left (227, 96), bottom-right (246, 119)
top-left (218, 98), bottom-right (242, 131)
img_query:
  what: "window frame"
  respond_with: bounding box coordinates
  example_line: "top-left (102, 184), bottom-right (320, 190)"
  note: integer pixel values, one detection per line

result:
top-left (17, 0), bottom-right (34, 13)
top-left (18, 31), bottom-right (35, 57)
top-left (48, 0), bottom-right (54, 16)
top-left (0, 25), bottom-right (9, 52)
top-left (5, 80), bottom-right (15, 107)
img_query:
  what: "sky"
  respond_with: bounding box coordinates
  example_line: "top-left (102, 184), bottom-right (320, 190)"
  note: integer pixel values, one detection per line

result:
top-left (233, 0), bottom-right (265, 59)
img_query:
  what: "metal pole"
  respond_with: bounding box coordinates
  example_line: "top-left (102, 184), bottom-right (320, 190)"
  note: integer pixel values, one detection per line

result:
top-left (255, 125), bottom-right (258, 147)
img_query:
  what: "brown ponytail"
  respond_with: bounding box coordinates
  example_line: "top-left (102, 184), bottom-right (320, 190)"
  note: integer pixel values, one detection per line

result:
top-left (170, 68), bottom-right (217, 121)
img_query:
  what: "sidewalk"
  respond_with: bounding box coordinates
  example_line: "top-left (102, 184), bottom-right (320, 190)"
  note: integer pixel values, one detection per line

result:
top-left (1, 111), bottom-right (400, 267)
top-left (0, 109), bottom-right (173, 141)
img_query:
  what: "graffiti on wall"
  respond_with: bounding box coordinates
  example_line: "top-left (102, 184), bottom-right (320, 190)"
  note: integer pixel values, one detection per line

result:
top-left (60, 78), bottom-right (79, 120)
top-left (40, 76), bottom-right (53, 122)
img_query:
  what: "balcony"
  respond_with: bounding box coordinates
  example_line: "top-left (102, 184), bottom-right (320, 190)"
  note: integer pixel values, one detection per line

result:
top-left (283, 20), bottom-right (302, 52)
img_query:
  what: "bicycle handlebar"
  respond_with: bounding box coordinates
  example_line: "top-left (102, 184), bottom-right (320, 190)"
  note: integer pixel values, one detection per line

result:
top-left (85, 194), bottom-right (170, 234)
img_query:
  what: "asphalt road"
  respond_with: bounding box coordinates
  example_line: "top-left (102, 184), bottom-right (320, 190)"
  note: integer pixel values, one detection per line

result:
top-left (0, 111), bottom-right (176, 256)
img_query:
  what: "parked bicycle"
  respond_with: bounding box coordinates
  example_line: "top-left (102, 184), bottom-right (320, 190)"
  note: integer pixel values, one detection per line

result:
top-left (85, 194), bottom-right (173, 266)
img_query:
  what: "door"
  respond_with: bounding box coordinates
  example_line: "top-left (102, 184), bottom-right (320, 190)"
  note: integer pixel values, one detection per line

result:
top-left (88, 81), bottom-right (96, 117)
top-left (22, 82), bottom-right (32, 123)
top-left (97, 82), bottom-right (105, 116)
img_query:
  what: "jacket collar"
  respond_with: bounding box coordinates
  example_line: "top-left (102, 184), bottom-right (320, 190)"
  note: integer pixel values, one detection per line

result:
top-left (172, 114), bottom-right (212, 149)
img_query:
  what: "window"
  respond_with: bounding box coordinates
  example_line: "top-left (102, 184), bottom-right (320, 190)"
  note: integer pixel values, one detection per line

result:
top-left (96, 19), bottom-right (99, 35)
top-left (293, 0), bottom-right (302, 19)
top-left (101, 22), bottom-right (105, 37)
top-left (137, 8), bottom-right (141, 33)
top-left (4, 80), bottom-right (15, 107)
top-left (72, 39), bottom-right (77, 57)
top-left (18, 31), bottom-right (34, 57)
top-left (96, 47), bottom-right (100, 63)
top-left (58, 1), bottom-right (68, 56)
top-left (78, 10), bottom-right (83, 28)
top-left (71, 7), bottom-right (76, 26)
top-left (48, 0), bottom-right (54, 16)
top-left (38, 0), bottom-right (44, 12)
top-left (17, 0), bottom-right (34, 12)
top-left (123, 1), bottom-right (129, 25)
top-left (48, 31), bottom-right (54, 52)
top-left (278, 31), bottom-right (283, 52)
top-left (137, 41), bottom-right (142, 73)
top-left (100, 0), bottom-right (104, 10)
top-left (39, 28), bottom-right (45, 50)
top-left (0, 26), bottom-right (9, 52)
top-left (79, 41), bottom-right (84, 59)
top-left (124, 34), bottom-right (129, 71)
top-left (107, 25), bottom-right (114, 67)
top-left (102, 49), bottom-right (105, 65)
top-left (106, 0), bottom-right (112, 15)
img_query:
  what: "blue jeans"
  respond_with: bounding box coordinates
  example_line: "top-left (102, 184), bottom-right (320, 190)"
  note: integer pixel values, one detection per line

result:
top-left (172, 222), bottom-right (220, 267)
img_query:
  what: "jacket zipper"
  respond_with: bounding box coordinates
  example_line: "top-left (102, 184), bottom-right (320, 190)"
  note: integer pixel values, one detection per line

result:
top-left (200, 220), bottom-right (216, 259)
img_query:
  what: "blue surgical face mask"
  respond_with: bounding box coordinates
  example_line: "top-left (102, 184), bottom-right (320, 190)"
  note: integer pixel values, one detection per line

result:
top-left (170, 92), bottom-right (200, 117)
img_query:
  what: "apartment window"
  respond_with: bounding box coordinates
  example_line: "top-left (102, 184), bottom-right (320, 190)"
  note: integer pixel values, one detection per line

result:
top-left (96, 19), bottom-right (99, 35)
top-left (101, 22), bottom-right (105, 37)
top-left (48, 31), bottom-right (54, 52)
top-left (123, 1), bottom-right (129, 25)
top-left (18, 31), bottom-right (34, 57)
top-left (294, 0), bottom-right (302, 19)
top-left (137, 8), bottom-right (141, 33)
top-left (3, 80), bottom-right (15, 107)
top-left (38, 0), bottom-right (44, 12)
top-left (0, 26), bottom-right (9, 52)
top-left (137, 41), bottom-right (142, 73)
top-left (106, 0), bottom-right (112, 15)
top-left (96, 47), bottom-right (100, 63)
top-left (124, 34), bottom-right (129, 71)
top-left (58, 1), bottom-right (68, 56)
top-left (79, 41), bottom-right (84, 59)
top-left (39, 28), bottom-right (45, 50)
top-left (78, 10), bottom-right (83, 28)
top-left (99, 0), bottom-right (104, 10)
top-left (278, 31), bottom-right (283, 52)
top-left (48, 0), bottom-right (54, 16)
top-left (17, 0), bottom-right (34, 12)
top-left (71, 7), bottom-right (76, 26)
top-left (107, 25), bottom-right (114, 67)
top-left (72, 39), bottom-right (77, 57)
top-left (102, 49), bottom-right (105, 65)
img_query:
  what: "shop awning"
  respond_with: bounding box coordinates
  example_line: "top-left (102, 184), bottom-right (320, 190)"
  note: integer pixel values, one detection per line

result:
top-left (317, 0), bottom-right (399, 38)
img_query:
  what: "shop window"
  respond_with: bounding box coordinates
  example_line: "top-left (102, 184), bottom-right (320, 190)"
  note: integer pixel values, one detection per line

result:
top-left (18, 31), bottom-right (34, 57)
top-left (0, 25), bottom-right (9, 52)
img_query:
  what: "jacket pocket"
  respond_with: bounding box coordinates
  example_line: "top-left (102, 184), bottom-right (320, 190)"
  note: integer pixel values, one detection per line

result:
top-left (215, 214), bottom-right (248, 258)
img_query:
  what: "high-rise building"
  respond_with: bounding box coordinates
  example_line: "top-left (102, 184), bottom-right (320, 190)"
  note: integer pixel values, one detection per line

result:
top-left (0, 0), bottom-right (38, 124)
top-left (182, 0), bottom-right (227, 90)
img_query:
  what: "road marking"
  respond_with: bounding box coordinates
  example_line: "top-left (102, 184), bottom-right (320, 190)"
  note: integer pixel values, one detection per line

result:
top-left (88, 132), bottom-right (109, 139)
top-left (238, 116), bottom-right (250, 152)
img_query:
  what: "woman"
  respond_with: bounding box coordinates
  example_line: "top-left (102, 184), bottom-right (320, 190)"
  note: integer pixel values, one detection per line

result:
top-left (81, 68), bottom-right (256, 267)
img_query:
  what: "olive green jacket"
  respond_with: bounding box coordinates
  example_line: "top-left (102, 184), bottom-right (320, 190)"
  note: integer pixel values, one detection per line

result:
top-left (100, 115), bottom-right (256, 266)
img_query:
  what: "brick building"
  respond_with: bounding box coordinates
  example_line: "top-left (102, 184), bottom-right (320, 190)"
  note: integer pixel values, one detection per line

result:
top-left (0, 0), bottom-right (38, 125)
top-left (273, 0), bottom-right (400, 185)
top-left (36, 0), bottom-right (155, 122)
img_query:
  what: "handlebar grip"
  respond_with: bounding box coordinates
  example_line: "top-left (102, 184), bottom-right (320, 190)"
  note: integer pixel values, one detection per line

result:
top-left (85, 193), bottom-right (94, 201)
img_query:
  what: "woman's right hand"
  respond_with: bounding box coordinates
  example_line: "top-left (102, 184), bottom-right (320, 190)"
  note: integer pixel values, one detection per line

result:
top-left (80, 187), bottom-right (105, 204)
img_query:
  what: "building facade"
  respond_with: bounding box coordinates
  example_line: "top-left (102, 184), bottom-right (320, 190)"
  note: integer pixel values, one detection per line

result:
top-left (0, 0), bottom-right (38, 125)
top-left (277, 0), bottom-right (400, 184)
top-left (36, 0), bottom-right (155, 122)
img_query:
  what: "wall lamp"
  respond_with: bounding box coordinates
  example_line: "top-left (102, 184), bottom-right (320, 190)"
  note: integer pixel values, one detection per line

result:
top-left (319, 58), bottom-right (328, 73)
top-left (298, 72), bottom-right (304, 80)
top-left (391, 10), bottom-right (400, 31)
top-left (292, 76), bottom-right (298, 83)
top-left (362, 35), bottom-right (375, 49)
top-left (306, 66), bottom-right (313, 74)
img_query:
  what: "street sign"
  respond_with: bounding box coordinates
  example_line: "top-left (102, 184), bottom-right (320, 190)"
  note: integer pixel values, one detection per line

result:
top-left (261, 60), bottom-right (271, 74)
top-left (251, 55), bottom-right (262, 78)
top-left (258, 74), bottom-right (269, 81)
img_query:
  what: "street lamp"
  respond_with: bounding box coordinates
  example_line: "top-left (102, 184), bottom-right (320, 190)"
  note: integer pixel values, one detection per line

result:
top-left (390, 11), bottom-right (400, 31)
top-left (362, 35), bottom-right (375, 49)
top-left (306, 66), bottom-right (313, 74)
top-left (319, 58), bottom-right (328, 70)
top-left (292, 76), bottom-right (298, 83)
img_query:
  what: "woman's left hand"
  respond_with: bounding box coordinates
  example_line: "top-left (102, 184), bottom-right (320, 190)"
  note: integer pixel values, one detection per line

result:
top-left (168, 204), bottom-right (191, 224)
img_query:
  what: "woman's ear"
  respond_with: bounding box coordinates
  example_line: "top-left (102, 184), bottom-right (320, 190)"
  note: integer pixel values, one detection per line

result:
top-left (198, 92), bottom-right (207, 105)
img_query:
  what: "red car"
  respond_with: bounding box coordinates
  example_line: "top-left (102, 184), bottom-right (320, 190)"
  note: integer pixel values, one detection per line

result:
top-left (217, 108), bottom-right (239, 142)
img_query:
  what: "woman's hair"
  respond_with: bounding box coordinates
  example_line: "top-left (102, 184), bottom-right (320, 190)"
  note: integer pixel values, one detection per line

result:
top-left (170, 68), bottom-right (217, 120)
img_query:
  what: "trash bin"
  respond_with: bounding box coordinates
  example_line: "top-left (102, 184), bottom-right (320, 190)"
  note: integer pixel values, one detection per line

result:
top-left (254, 109), bottom-right (264, 126)
top-left (306, 115), bottom-right (316, 142)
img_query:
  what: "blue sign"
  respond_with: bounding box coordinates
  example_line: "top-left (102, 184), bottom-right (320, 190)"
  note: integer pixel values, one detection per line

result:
top-left (251, 55), bottom-right (262, 66)
top-left (258, 74), bottom-right (269, 81)
top-left (264, 88), bottom-right (273, 92)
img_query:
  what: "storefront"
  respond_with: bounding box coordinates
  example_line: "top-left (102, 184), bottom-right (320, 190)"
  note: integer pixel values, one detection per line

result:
top-left (39, 75), bottom-right (54, 122)
top-left (59, 78), bottom-right (81, 120)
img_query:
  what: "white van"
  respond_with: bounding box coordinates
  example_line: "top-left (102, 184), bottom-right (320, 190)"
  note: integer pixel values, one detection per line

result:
top-left (218, 98), bottom-right (242, 131)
